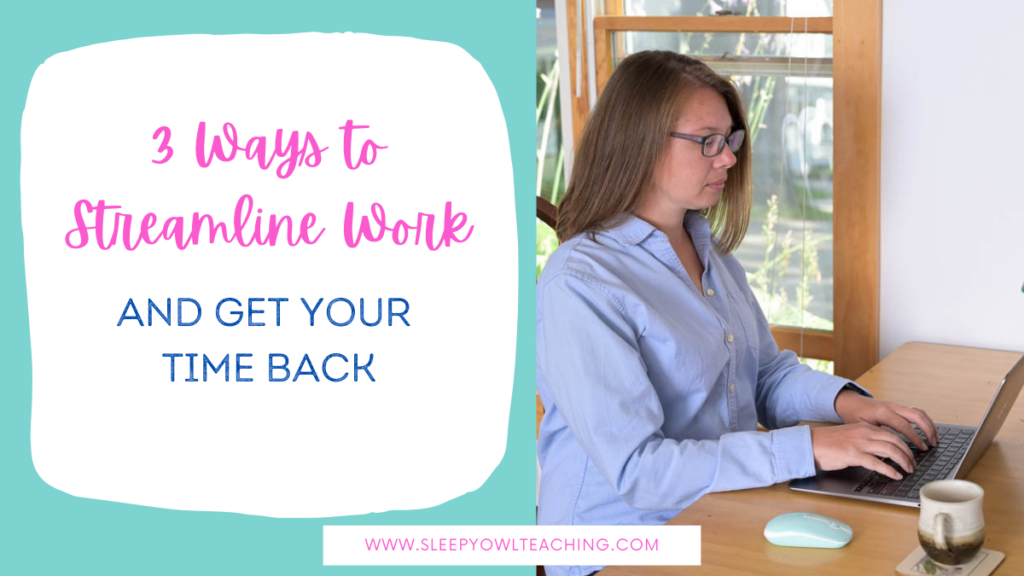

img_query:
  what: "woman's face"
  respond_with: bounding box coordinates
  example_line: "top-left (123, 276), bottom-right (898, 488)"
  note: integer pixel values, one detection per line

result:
top-left (646, 87), bottom-right (738, 214)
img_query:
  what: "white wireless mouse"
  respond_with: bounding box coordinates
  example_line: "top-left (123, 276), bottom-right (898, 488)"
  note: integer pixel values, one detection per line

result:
top-left (763, 512), bottom-right (853, 548)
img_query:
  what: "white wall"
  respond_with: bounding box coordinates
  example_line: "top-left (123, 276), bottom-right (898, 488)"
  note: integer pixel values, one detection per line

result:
top-left (880, 0), bottom-right (1024, 359)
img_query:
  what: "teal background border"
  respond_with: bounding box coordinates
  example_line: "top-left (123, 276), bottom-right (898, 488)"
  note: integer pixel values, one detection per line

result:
top-left (0, 1), bottom-right (536, 574)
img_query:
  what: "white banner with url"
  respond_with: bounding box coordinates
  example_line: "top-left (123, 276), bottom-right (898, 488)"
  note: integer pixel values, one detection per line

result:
top-left (323, 525), bottom-right (700, 566)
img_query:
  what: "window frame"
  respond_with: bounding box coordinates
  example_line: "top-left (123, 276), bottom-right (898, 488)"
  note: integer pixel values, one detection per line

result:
top-left (561, 0), bottom-right (882, 381)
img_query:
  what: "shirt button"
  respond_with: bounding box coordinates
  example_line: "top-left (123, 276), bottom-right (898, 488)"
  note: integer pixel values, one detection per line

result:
top-left (705, 288), bottom-right (715, 297)
top-left (726, 333), bottom-right (734, 343)
top-left (729, 383), bottom-right (736, 393)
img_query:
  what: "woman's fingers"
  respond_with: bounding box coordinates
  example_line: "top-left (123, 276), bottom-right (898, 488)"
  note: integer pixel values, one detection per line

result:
top-left (873, 408), bottom-right (928, 450)
top-left (892, 404), bottom-right (939, 446)
top-left (865, 440), bottom-right (915, 474)
top-left (868, 425), bottom-right (916, 464)
top-left (915, 407), bottom-right (940, 446)
top-left (856, 453), bottom-right (903, 481)
top-left (811, 423), bottom-right (923, 478)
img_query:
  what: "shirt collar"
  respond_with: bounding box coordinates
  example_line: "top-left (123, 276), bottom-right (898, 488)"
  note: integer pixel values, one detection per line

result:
top-left (601, 211), bottom-right (712, 248)
top-left (600, 213), bottom-right (657, 246)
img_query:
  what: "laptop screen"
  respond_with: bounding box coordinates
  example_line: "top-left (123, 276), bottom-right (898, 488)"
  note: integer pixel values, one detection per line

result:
top-left (954, 354), bottom-right (1024, 478)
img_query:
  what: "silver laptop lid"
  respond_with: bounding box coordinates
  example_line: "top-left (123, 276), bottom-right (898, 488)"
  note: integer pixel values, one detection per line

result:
top-left (953, 353), bottom-right (1024, 478)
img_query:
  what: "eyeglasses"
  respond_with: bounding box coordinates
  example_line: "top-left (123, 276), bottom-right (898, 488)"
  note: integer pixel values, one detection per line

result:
top-left (669, 129), bottom-right (745, 158)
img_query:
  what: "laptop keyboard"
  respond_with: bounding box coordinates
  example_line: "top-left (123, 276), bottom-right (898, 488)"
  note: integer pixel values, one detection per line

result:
top-left (853, 425), bottom-right (975, 500)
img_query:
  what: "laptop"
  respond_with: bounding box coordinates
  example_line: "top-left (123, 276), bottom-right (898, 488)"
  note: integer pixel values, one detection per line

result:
top-left (789, 353), bottom-right (1024, 507)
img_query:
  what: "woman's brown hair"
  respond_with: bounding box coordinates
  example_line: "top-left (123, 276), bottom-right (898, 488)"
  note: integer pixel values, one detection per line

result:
top-left (556, 50), bottom-right (752, 254)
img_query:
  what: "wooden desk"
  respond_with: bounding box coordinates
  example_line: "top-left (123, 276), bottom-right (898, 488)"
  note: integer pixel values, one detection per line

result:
top-left (602, 342), bottom-right (1024, 575)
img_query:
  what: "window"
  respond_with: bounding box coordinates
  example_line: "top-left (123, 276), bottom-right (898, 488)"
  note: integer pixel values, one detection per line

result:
top-left (537, 0), bottom-right (565, 281)
top-left (621, 0), bottom-right (833, 18)
top-left (552, 0), bottom-right (880, 379)
top-left (612, 30), bottom-right (835, 333)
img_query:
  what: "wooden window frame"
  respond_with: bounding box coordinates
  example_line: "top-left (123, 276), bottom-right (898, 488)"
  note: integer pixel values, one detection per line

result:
top-left (563, 0), bottom-right (881, 381)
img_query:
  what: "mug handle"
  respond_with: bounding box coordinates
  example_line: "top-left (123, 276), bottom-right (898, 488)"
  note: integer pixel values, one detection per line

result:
top-left (933, 512), bottom-right (952, 550)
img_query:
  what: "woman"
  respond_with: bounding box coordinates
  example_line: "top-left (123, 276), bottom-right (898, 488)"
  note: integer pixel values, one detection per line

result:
top-left (536, 51), bottom-right (937, 576)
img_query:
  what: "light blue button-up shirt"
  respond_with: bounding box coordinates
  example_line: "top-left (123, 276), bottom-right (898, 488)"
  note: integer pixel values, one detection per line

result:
top-left (536, 212), bottom-right (864, 576)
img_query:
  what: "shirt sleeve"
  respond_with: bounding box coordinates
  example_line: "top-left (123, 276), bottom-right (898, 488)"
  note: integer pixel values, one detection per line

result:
top-left (745, 288), bottom-right (874, 430)
top-left (538, 271), bottom-right (821, 511)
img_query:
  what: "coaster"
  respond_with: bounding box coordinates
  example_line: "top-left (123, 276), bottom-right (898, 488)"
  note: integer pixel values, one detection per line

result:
top-left (896, 546), bottom-right (1005, 576)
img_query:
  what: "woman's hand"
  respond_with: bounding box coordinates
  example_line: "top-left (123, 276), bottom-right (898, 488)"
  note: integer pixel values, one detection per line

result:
top-left (810, 423), bottom-right (917, 480)
top-left (833, 389), bottom-right (939, 449)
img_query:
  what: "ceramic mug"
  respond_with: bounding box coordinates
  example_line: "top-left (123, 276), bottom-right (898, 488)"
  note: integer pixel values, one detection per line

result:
top-left (917, 480), bottom-right (985, 565)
